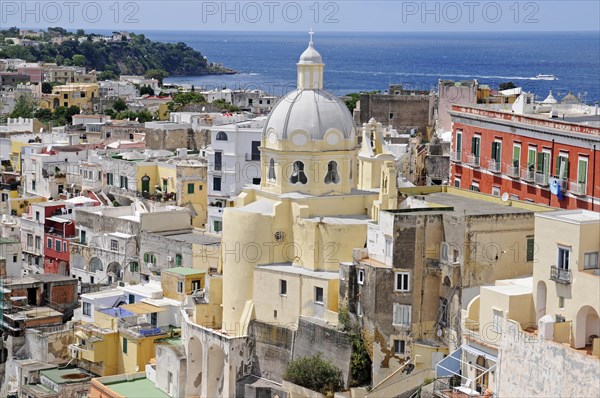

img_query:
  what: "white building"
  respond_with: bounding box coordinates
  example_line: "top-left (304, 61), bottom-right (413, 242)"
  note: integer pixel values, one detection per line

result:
top-left (205, 117), bottom-right (265, 233)
top-left (98, 80), bottom-right (138, 100)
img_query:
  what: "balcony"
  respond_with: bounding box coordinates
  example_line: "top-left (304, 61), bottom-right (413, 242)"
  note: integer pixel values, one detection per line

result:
top-left (569, 181), bottom-right (586, 196)
top-left (535, 172), bottom-right (549, 186)
top-left (506, 165), bottom-right (520, 178)
top-left (450, 151), bottom-right (462, 163)
top-left (550, 265), bottom-right (572, 284)
top-left (520, 168), bottom-right (535, 182)
top-left (464, 154), bottom-right (480, 167)
top-left (487, 160), bottom-right (501, 173)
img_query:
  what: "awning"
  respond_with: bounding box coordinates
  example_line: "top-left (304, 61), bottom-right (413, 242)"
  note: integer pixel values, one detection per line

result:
top-left (461, 344), bottom-right (498, 362)
top-left (47, 216), bottom-right (70, 223)
top-left (75, 330), bottom-right (89, 340)
top-left (121, 302), bottom-right (166, 315)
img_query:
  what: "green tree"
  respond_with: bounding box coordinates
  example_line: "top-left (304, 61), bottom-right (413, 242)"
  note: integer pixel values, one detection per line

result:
top-left (9, 95), bottom-right (37, 118)
top-left (41, 82), bottom-right (53, 94)
top-left (72, 54), bottom-right (86, 67)
top-left (33, 108), bottom-right (53, 123)
top-left (76, 29), bottom-right (86, 36)
top-left (98, 70), bottom-right (118, 81)
top-left (113, 98), bottom-right (128, 112)
top-left (144, 69), bottom-right (169, 85)
top-left (139, 85), bottom-right (155, 96)
top-left (284, 353), bottom-right (344, 395)
top-left (167, 91), bottom-right (205, 112)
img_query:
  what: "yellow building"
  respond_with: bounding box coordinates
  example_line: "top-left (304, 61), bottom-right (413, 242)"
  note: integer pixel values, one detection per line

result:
top-left (161, 267), bottom-right (204, 302)
top-left (40, 83), bottom-right (98, 111)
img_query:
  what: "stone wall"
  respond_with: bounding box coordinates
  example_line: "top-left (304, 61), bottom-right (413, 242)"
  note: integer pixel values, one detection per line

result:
top-left (497, 320), bottom-right (600, 397)
top-left (359, 94), bottom-right (433, 133)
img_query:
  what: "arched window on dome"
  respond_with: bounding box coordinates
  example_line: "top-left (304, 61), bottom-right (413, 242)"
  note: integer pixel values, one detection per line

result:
top-left (324, 161), bottom-right (340, 184)
top-left (268, 158), bottom-right (276, 181)
top-left (289, 161), bottom-right (307, 184)
top-left (216, 131), bottom-right (228, 141)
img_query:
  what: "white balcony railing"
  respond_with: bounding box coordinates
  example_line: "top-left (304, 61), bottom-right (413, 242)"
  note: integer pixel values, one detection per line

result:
top-left (450, 151), bottom-right (462, 162)
top-left (506, 165), bottom-right (520, 178)
top-left (569, 181), bottom-right (587, 196)
top-left (465, 154), bottom-right (480, 167)
top-left (535, 172), bottom-right (549, 186)
top-left (487, 160), bottom-right (501, 173)
top-left (520, 169), bottom-right (535, 181)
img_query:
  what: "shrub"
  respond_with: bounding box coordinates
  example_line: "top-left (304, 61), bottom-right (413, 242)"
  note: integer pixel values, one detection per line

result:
top-left (284, 353), bottom-right (343, 395)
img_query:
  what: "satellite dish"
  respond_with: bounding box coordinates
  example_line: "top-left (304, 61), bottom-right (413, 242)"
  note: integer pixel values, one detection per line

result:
top-left (501, 192), bottom-right (509, 202)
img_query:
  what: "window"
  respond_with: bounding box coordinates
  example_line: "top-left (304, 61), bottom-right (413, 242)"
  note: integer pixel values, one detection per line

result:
top-left (584, 252), bottom-right (599, 269)
top-left (162, 179), bottom-right (168, 192)
top-left (128, 294), bottom-right (135, 304)
top-left (289, 161), bottom-right (307, 184)
top-left (177, 281), bottom-right (184, 294)
top-left (214, 151), bottom-right (222, 171)
top-left (578, 157), bottom-right (588, 184)
top-left (454, 177), bottom-right (461, 188)
top-left (191, 280), bottom-right (201, 291)
top-left (12, 255), bottom-right (17, 262)
top-left (556, 153), bottom-right (569, 179)
top-left (35, 211), bottom-right (40, 221)
top-left (492, 186), bottom-right (501, 196)
top-left (144, 252), bottom-right (156, 264)
top-left (129, 262), bottom-right (139, 272)
top-left (63, 242), bottom-right (67, 252)
top-left (106, 173), bottom-right (114, 186)
top-left (213, 220), bottom-right (222, 233)
top-left (393, 339), bottom-right (406, 355)
top-left (455, 130), bottom-right (462, 155)
top-left (83, 302), bottom-right (91, 316)
top-left (279, 279), bottom-right (287, 295)
top-left (315, 286), bottom-right (324, 303)
top-left (268, 158), bottom-right (276, 181)
top-left (394, 272), bottom-right (410, 292)
top-left (80, 230), bottom-right (86, 245)
top-left (324, 161), bottom-right (340, 184)
top-left (187, 183), bottom-right (195, 194)
top-left (175, 254), bottom-right (183, 266)
top-left (216, 131), bottom-right (228, 141)
top-left (491, 141), bottom-right (502, 162)
top-left (32, 180), bottom-right (36, 191)
top-left (527, 147), bottom-right (536, 171)
top-left (252, 178), bottom-right (261, 185)
top-left (122, 337), bottom-right (128, 354)
top-left (558, 296), bottom-right (565, 309)
top-left (469, 182), bottom-right (480, 192)
top-left (251, 141), bottom-right (261, 161)
top-left (471, 135), bottom-right (480, 157)
top-left (55, 240), bottom-right (61, 252)
top-left (119, 175), bottom-right (128, 189)
top-left (557, 246), bottom-right (570, 270)
top-left (393, 304), bottom-right (411, 327)
top-left (110, 239), bottom-right (118, 251)
top-left (512, 144), bottom-right (521, 168)
top-left (537, 151), bottom-right (550, 175)
top-left (492, 309), bottom-right (503, 333)
top-left (47, 238), bottom-right (52, 249)
top-left (213, 177), bottom-right (222, 191)
top-left (35, 236), bottom-right (41, 250)
top-left (357, 269), bottom-right (365, 285)
top-left (526, 237), bottom-right (535, 262)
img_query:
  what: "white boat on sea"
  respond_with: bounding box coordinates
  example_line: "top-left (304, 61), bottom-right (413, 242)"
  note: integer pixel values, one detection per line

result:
top-left (535, 74), bottom-right (558, 80)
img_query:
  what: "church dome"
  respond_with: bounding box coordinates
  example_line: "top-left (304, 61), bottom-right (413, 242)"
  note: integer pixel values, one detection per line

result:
top-left (561, 92), bottom-right (579, 104)
top-left (264, 88), bottom-right (355, 141)
top-left (298, 42), bottom-right (322, 64)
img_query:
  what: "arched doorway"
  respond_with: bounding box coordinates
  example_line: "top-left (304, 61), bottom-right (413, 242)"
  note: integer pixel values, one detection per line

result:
top-left (206, 344), bottom-right (226, 397)
top-left (575, 306), bottom-right (600, 349)
top-left (475, 355), bottom-right (488, 391)
top-left (536, 281), bottom-right (547, 322)
top-left (141, 175), bottom-right (150, 195)
top-left (89, 257), bottom-right (103, 273)
top-left (187, 336), bottom-right (203, 397)
top-left (106, 262), bottom-right (122, 284)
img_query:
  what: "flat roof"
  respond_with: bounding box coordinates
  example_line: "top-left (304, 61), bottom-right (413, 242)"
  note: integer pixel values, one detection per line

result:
top-left (162, 231), bottom-right (220, 245)
top-left (257, 263), bottom-right (339, 279)
top-left (121, 302), bottom-right (167, 314)
top-left (32, 273), bottom-right (76, 283)
top-left (121, 281), bottom-right (162, 296)
top-left (41, 367), bottom-right (93, 384)
top-left (81, 288), bottom-right (123, 300)
top-left (536, 209), bottom-right (600, 224)
top-left (424, 193), bottom-right (532, 216)
top-left (162, 267), bottom-right (204, 276)
top-left (483, 284), bottom-right (532, 296)
top-left (108, 232), bottom-right (134, 239)
top-left (102, 377), bottom-right (169, 398)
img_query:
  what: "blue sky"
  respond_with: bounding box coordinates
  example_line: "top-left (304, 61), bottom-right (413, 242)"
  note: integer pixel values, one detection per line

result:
top-left (2, 1), bottom-right (599, 32)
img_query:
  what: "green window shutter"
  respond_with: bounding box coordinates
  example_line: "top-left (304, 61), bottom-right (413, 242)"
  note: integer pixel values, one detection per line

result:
top-left (564, 158), bottom-right (569, 179)
top-left (578, 160), bottom-right (587, 183)
top-left (537, 153), bottom-right (543, 172)
top-left (471, 136), bottom-right (477, 155)
top-left (513, 146), bottom-right (520, 167)
top-left (456, 134), bottom-right (462, 153)
top-left (526, 238), bottom-right (534, 262)
top-left (528, 150), bottom-right (535, 167)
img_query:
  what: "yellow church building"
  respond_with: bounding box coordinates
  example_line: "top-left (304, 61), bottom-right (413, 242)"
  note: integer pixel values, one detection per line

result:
top-left (183, 33), bottom-right (397, 397)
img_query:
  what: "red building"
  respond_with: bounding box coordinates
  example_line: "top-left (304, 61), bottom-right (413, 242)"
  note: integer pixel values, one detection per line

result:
top-left (44, 212), bottom-right (76, 275)
top-left (450, 105), bottom-right (600, 210)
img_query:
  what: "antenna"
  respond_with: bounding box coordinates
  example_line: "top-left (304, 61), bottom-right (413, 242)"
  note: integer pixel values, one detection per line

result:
top-left (501, 192), bottom-right (509, 202)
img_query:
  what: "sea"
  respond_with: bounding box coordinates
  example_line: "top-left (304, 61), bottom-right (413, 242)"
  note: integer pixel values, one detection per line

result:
top-left (141, 30), bottom-right (599, 103)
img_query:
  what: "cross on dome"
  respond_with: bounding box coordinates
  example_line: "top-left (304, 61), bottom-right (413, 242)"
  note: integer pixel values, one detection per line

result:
top-left (309, 29), bottom-right (314, 45)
